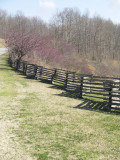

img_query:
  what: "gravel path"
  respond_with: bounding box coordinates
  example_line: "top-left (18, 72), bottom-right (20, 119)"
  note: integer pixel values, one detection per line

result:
top-left (0, 48), bottom-right (8, 55)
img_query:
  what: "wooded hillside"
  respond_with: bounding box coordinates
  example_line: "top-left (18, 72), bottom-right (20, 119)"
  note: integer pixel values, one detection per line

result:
top-left (0, 8), bottom-right (120, 76)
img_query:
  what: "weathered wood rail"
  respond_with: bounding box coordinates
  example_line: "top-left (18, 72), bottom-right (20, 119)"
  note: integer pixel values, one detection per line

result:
top-left (9, 59), bottom-right (120, 111)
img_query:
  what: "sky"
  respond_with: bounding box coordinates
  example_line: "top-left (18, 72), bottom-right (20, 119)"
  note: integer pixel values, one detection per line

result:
top-left (0, 0), bottom-right (120, 24)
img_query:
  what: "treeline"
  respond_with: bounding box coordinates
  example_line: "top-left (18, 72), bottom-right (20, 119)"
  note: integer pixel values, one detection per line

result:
top-left (50, 8), bottom-right (120, 61)
top-left (0, 8), bottom-right (120, 76)
top-left (0, 9), bottom-right (48, 37)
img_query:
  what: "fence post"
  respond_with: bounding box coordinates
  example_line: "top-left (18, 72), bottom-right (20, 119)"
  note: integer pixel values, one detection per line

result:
top-left (40, 66), bottom-right (43, 76)
top-left (17, 60), bottom-right (20, 70)
top-left (103, 80), bottom-right (113, 111)
top-left (79, 76), bottom-right (84, 98)
top-left (23, 62), bottom-right (25, 73)
top-left (15, 60), bottom-right (20, 70)
top-left (51, 69), bottom-right (57, 83)
top-left (34, 65), bottom-right (38, 80)
top-left (23, 62), bottom-right (27, 74)
top-left (15, 60), bottom-right (18, 70)
top-left (64, 71), bottom-right (68, 89)
top-left (9, 57), bottom-right (12, 67)
top-left (24, 63), bottom-right (28, 75)
top-left (73, 72), bottom-right (75, 82)
top-left (108, 82), bottom-right (113, 111)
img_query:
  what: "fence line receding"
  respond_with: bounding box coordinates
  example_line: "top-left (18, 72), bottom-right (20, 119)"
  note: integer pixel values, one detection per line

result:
top-left (9, 58), bottom-right (120, 111)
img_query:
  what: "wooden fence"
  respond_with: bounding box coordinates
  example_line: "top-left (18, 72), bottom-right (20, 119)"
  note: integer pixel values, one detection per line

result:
top-left (9, 59), bottom-right (120, 111)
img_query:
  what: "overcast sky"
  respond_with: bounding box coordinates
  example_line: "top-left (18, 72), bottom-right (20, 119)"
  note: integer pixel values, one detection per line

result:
top-left (0, 0), bottom-right (120, 23)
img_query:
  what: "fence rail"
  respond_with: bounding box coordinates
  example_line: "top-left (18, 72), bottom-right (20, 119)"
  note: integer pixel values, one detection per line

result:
top-left (9, 59), bottom-right (120, 111)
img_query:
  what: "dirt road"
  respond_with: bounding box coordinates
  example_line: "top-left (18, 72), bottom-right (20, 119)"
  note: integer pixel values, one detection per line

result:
top-left (0, 48), bottom-right (8, 55)
top-left (0, 53), bottom-right (35, 160)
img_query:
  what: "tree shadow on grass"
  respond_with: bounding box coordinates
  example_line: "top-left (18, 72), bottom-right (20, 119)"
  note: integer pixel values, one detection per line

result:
top-left (0, 61), bottom-right (12, 69)
top-left (0, 64), bottom-right (9, 66)
top-left (73, 100), bottom-right (109, 111)
top-left (48, 84), bottom-right (66, 90)
top-left (54, 90), bottom-right (80, 99)
top-left (0, 59), bottom-right (13, 69)
top-left (0, 67), bottom-right (13, 70)
top-left (73, 100), bottom-right (120, 115)
top-left (53, 88), bottom-right (120, 115)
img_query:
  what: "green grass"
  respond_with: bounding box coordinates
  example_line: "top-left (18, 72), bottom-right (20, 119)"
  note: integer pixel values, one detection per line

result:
top-left (0, 53), bottom-right (120, 160)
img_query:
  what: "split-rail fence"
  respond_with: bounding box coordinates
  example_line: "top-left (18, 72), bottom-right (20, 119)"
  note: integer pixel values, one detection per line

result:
top-left (9, 58), bottom-right (120, 111)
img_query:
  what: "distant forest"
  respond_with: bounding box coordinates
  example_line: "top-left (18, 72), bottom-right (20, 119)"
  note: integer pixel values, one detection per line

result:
top-left (0, 8), bottom-right (120, 76)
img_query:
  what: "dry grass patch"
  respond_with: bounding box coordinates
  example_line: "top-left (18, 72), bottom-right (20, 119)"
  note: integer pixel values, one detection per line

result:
top-left (0, 38), bottom-right (5, 48)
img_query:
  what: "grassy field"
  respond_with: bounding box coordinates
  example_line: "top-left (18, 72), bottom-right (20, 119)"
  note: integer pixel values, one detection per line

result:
top-left (0, 53), bottom-right (120, 160)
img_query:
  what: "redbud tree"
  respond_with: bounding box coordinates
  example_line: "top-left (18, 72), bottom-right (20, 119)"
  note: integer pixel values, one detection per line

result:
top-left (5, 27), bottom-right (42, 70)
